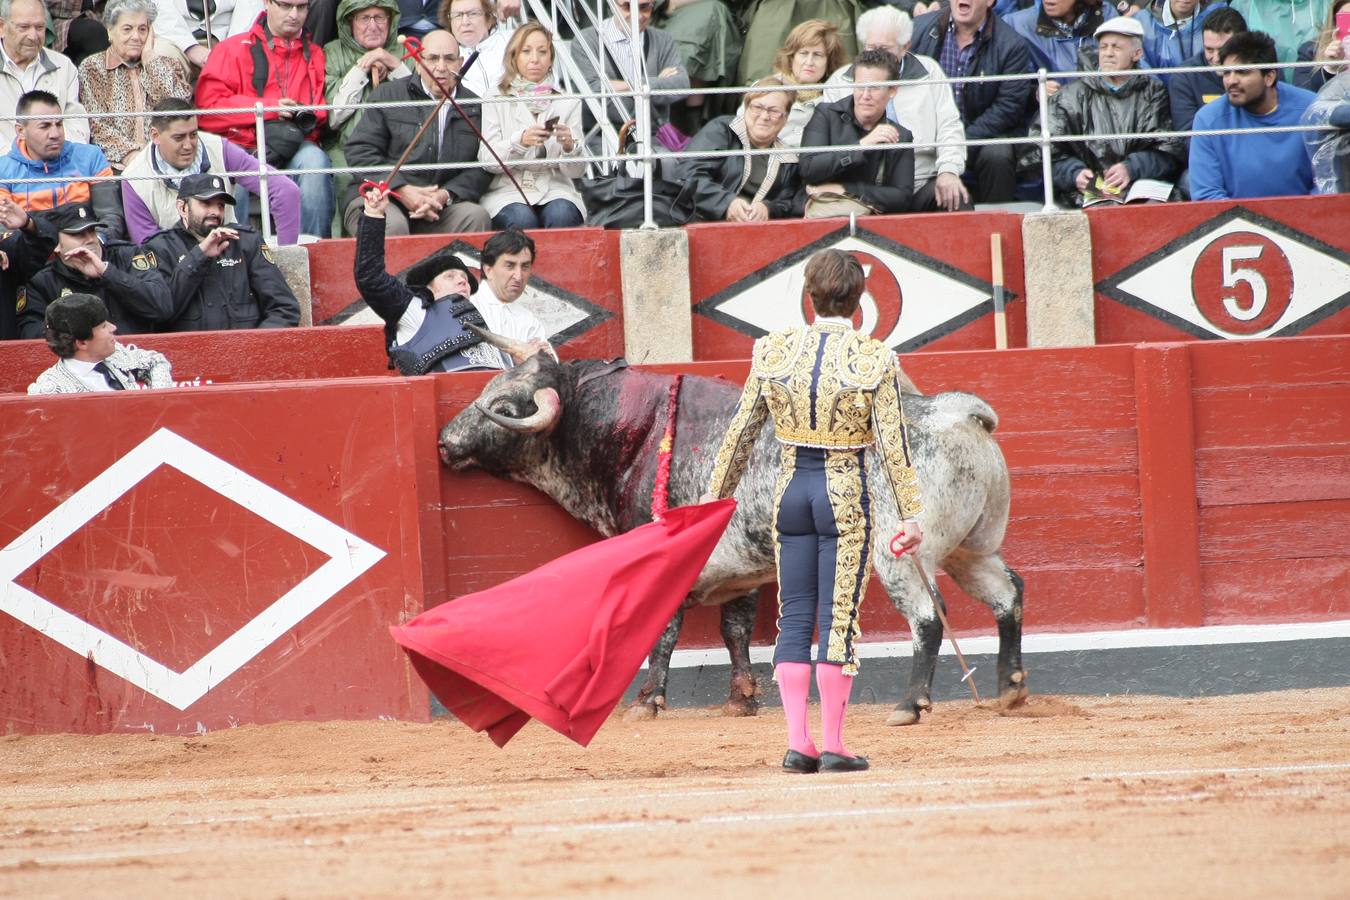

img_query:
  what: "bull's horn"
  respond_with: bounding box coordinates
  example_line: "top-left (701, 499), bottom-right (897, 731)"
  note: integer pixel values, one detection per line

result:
top-left (468, 323), bottom-right (539, 363)
top-left (475, 387), bottom-right (562, 434)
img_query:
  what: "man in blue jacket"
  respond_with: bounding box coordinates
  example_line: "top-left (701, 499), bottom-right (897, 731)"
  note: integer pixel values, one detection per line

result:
top-left (1189, 30), bottom-right (1318, 199)
top-left (912, 0), bottom-right (1035, 202)
top-left (1005, 0), bottom-right (1119, 96)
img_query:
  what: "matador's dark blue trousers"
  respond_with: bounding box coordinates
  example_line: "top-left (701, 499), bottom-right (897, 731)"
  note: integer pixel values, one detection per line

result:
top-left (771, 446), bottom-right (873, 674)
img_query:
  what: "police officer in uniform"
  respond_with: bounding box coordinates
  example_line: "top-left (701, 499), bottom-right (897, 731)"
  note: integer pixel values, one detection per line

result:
top-left (352, 186), bottom-right (526, 373)
top-left (705, 249), bottom-right (925, 775)
top-left (0, 196), bottom-right (58, 341)
top-left (147, 174), bottom-right (301, 332)
top-left (17, 203), bottom-right (174, 340)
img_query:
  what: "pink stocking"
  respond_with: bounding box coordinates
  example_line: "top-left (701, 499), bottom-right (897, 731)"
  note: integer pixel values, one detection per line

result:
top-left (775, 662), bottom-right (817, 757)
top-left (815, 663), bottom-right (854, 756)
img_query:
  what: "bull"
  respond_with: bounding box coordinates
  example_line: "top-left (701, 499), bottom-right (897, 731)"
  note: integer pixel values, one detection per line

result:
top-left (438, 337), bottom-right (1028, 726)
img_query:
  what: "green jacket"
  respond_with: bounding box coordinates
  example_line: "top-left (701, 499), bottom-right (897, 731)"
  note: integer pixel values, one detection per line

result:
top-left (323, 0), bottom-right (406, 155)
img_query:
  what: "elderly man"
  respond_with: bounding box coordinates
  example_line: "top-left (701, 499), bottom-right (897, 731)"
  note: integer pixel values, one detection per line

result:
top-left (800, 48), bottom-right (916, 216)
top-left (344, 29), bottom-right (491, 236)
top-left (1006, 0), bottom-right (1120, 96)
top-left (0, 0), bottom-right (90, 149)
top-left (147, 173), bottom-right (301, 331)
top-left (824, 8), bottom-right (971, 211)
top-left (77, 0), bottom-right (191, 171)
top-left (1045, 17), bottom-right (1183, 205)
top-left (28, 293), bottom-right (174, 394)
top-left (1190, 30), bottom-right (1318, 200)
top-left (0, 195), bottom-right (57, 340)
top-left (442, 0), bottom-right (514, 100)
top-left (195, 0), bottom-right (335, 237)
top-left (911, 0), bottom-right (1034, 204)
top-left (122, 97), bottom-right (302, 244)
top-left (17, 202), bottom-right (174, 339)
top-left (573, 0), bottom-right (691, 152)
top-left (353, 185), bottom-right (546, 373)
top-left (0, 91), bottom-right (123, 235)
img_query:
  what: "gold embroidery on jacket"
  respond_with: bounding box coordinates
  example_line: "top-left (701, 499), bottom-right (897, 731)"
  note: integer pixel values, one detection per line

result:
top-left (823, 450), bottom-right (870, 675)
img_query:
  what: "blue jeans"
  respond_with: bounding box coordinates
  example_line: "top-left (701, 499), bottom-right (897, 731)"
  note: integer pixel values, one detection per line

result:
top-left (285, 141), bottom-right (334, 238)
top-left (491, 198), bottom-right (584, 231)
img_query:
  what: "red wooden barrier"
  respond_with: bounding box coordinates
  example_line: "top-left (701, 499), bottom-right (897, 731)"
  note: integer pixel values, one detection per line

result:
top-left (687, 211), bottom-right (1027, 360)
top-left (1091, 195), bottom-right (1350, 344)
top-left (0, 378), bottom-right (434, 735)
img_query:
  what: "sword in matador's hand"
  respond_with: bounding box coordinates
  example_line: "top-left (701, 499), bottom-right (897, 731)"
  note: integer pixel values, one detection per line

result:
top-left (360, 40), bottom-right (485, 208)
top-left (396, 33), bottom-right (535, 208)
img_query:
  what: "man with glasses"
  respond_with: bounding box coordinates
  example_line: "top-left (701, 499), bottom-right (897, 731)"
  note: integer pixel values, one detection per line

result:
top-left (824, 7), bottom-right (972, 212)
top-left (343, 28), bottom-right (492, 235)
top-left (800, 48), bottom-right (915, 215)
top-left (574, 0), bottom-right (690, 151)
top-left (195, 0), bottom-right (336, 237)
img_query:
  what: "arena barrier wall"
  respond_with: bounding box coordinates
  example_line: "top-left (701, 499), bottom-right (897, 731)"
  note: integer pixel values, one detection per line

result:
top-left (686, 211), bottom-right (1028, 358)
top-left (3, 336), bottom-right (1346, 733)
top-left (1090, 195), bottom-right (1350, 344)
top-left (0, 377), bottom-right (438, 735)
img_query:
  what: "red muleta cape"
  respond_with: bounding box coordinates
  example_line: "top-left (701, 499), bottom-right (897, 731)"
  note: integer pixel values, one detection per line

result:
top-left (390, 499), bottom-right (736, 748)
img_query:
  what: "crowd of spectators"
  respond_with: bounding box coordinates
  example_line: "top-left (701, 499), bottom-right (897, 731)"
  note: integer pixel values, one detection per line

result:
top-left (1, 0), bottom-right (1349, 345)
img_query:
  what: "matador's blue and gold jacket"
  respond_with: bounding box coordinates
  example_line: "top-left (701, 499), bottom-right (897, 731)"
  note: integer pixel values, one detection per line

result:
top-left (706, 320), bottom-right (925, 519)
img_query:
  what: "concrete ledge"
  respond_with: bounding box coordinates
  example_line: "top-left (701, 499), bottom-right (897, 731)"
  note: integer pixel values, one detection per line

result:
top-left (276, 245), bottom-right (313, 327)
top-left (619, 228), bottom-right (692, 363)
top-left (1022, 211), bottom-right (1095, 347)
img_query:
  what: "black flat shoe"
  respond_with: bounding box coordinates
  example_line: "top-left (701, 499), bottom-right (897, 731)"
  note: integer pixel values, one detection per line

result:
top-left (782, 750), bottom-right (820, 773)
top-left (819, 751), bottom-right (869, 772)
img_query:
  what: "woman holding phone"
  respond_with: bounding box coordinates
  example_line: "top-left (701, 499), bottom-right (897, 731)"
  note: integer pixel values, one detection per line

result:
top-left (478, 22), bottom-right (587, 230)
top-left (1295, 0), bottom-right (1350, 91)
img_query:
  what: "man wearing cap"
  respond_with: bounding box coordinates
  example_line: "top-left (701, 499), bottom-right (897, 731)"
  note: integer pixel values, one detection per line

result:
top-left (0, 195), bottom-right (59, 341)
top-left (147, 173), bottom-right (302, 332)
top-left (353, 186), bottom-right (545, 372)
top-left (16, 202), bottom-right (176, 340)
top-left (1043, 16), bottom-right (1184, 206)
top-left (28, 292), bottom-right (174, 395)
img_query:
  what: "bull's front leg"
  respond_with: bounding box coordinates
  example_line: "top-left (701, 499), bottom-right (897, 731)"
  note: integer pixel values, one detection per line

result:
top-left (626, 605), bottom-right (685, 720)
top-left (886, 613), bottom-right (941, 726)
top-left (719, 593), bottom-right (759, 717)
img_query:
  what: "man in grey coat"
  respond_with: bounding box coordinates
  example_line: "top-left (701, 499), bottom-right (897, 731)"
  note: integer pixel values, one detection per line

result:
top-left (573, 0), bottom-right (691, 151)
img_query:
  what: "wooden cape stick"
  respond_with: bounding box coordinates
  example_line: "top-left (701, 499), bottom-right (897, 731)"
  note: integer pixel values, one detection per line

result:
top-left (909, 555), bottom-right (983, 705)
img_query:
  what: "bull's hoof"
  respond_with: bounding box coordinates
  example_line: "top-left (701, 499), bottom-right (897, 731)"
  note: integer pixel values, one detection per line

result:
top-left (624, 701), bottom-right (661, 721)
top-left (998, 670), bottom-right (1030, 710)
top-left (885, 705), bottom-right (921, 726)
top-left (721, 696), bottom-right (759, 717)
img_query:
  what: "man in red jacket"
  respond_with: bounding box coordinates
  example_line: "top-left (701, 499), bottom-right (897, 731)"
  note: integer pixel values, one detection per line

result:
top-left (195, 0), bottom-right (336, 237)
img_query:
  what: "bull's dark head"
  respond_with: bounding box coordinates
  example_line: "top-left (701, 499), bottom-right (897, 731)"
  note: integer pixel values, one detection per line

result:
top-left (438, 330), bottom-right (565, 478)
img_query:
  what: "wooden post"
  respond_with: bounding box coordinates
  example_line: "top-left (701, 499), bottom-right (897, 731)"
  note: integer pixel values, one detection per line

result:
top-left (991, 232), bottom-right (1007, 350)
top-left (1133, 343), bottom-right (1205, 627)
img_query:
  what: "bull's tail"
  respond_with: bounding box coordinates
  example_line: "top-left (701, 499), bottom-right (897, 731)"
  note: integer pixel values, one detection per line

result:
top-left (911, 391), bottom-right (999, 433)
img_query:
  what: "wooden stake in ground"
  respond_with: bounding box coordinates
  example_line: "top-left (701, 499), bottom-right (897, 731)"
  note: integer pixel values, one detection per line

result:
top-left (991, 232), bottom-right (1008, 350)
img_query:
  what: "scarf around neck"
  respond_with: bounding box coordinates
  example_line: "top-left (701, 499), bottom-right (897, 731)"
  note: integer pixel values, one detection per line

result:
top-left (150, 140), bottom-right (210, 189)
top-left (729, 114), bottom-right (797, 206)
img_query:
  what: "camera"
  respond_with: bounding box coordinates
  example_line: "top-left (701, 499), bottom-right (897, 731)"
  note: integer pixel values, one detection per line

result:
top-left (293, 109), bottom-right (319, 133)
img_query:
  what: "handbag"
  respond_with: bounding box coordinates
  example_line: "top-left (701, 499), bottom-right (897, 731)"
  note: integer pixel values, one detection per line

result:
top-left (804, 191), bottom-right (876, 219)
top-left (579, 174), bottom-right (698, 229)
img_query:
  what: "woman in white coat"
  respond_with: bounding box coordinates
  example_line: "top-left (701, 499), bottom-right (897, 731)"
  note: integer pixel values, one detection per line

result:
top-left (478, 22), bottom-right (587, 230)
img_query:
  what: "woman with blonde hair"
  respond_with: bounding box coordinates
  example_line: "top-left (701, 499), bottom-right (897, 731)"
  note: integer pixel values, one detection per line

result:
top-left (478, 22), bottom-right (586, 229)
top-left (771, 19), bottom-right (847, 147)
top-left (679, 74), bottom-right (804, 221)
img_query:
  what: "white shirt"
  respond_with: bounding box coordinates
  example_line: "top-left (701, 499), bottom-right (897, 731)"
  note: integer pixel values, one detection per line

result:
top-left (0, 42), bottom-right (43, 93)
top-left (472, 281), bottom-right (555, 368)
top-left (65, 358), bottom-right (118, 392)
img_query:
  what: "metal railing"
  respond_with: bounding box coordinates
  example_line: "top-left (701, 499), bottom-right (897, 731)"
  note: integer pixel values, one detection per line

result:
top-left (4, 28), bottom-right (1343, 240)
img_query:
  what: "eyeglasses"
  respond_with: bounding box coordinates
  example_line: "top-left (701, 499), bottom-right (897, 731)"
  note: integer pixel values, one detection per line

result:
top-left (448, 9), bottom-right (485, 20)
top-left (862, 43), bottom-right (900, 55)
top-left (270, 0), bottom-right (309, 12)
top-left (745, 101), bottom-right (786, 121)
top-left (352, 12), bottom-right (389, 26)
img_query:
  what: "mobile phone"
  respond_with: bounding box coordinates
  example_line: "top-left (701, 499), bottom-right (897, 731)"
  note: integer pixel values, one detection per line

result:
top-left (543, 116), bottom-right (559, 133)
top-left (1337, 10), bottom-right (1350, 41)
